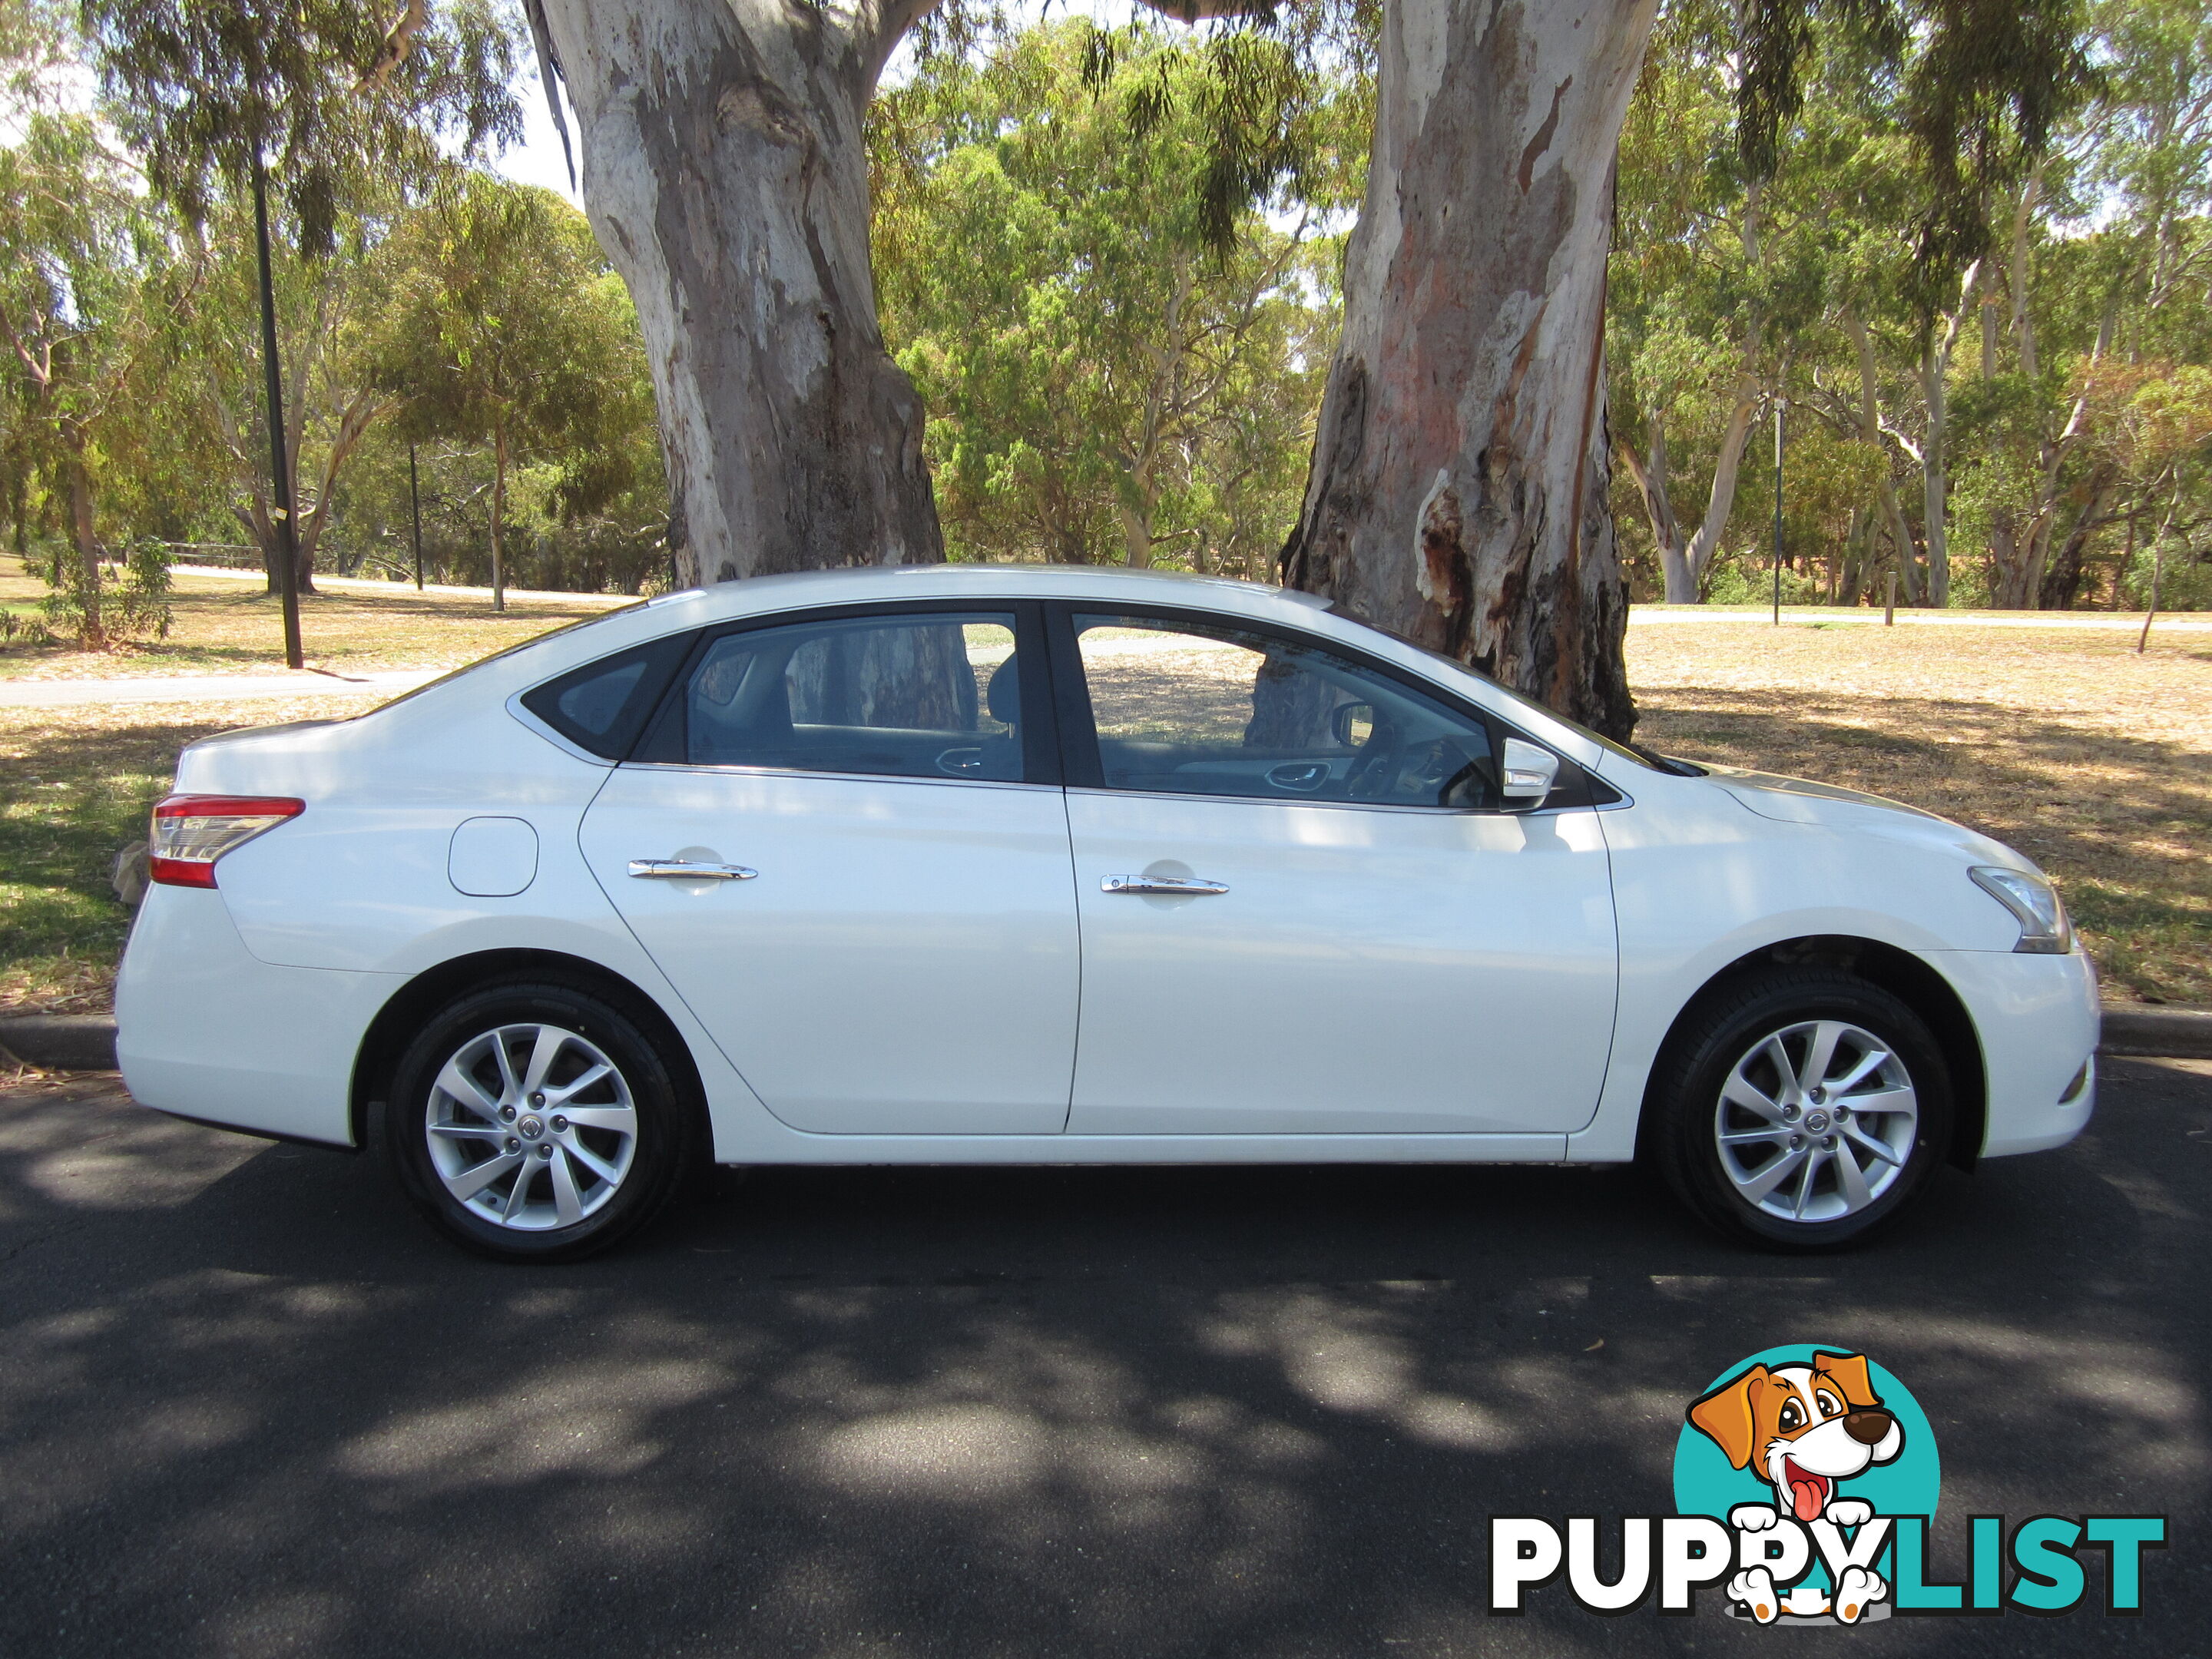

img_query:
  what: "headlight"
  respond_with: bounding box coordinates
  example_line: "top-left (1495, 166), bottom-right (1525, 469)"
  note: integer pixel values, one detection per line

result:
top-left (1969, 866), bottom-right (2072, 955)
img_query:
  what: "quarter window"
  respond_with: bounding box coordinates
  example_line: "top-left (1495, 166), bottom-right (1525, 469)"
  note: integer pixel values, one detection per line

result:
top-left (1069, 613), bottom-right (1502, 808)
top-left (519, 634), bottom-right (694, 760)
top-left (647, 611), bottom-right (1025, 782)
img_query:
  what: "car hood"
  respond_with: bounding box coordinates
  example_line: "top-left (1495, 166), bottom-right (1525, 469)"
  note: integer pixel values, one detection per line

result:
top-left (1707, 766), bottom-right (1937, 823)
top-left (1700, 764), bottom-right (2032, 870)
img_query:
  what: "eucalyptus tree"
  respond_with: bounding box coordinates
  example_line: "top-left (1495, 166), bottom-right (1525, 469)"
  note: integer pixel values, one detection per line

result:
top-left (366, 175), bottom-right (657, 611)
top-left (0, 113), bottom-right (165, 647)
top-left (1610, 0), bottom-right (1796, 604)
top-left (164, 194), bottom-right (401, 594)
top-left (870, 18), bottom-right (1351, 575)
top-left (2033, 0), bottom-right (2212, 606)
top-left (81, 0), bottom-right (518, 660)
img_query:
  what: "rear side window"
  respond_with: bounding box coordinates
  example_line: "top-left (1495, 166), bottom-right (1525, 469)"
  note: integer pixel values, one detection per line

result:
top-left (520, 634), bottom-right (694, 760)
top-left (637, 611), bottom-right (1025, 782)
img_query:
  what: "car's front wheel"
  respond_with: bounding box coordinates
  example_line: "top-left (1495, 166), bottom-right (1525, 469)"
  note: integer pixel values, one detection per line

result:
top-left (382, 982), bottom-right (697, 1262)
top-left (1650, 970), bottom-right (1954, 1250)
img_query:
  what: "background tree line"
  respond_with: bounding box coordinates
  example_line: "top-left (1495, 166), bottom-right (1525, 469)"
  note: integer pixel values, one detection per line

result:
top-left (4, 0), bottom-right (2208, 647)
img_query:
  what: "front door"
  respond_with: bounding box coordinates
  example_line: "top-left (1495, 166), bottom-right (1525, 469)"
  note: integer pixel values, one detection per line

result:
top-left (1055, 608), bottom-right (1618, 1136)
top-left (579, 604), bottom-right (1079, 1134)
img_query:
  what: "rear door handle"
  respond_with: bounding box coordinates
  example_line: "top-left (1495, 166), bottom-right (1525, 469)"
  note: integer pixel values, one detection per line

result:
top-left (628, 858), bottom-right (757, 881)
top-left (1101, 874), bottom-right (1229, 896)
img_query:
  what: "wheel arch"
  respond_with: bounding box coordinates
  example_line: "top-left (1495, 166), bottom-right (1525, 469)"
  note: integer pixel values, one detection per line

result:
top-left (350, 949), bottom-right (710, 1154)
top-left (1637, 935), bottom-right (1987, 1171)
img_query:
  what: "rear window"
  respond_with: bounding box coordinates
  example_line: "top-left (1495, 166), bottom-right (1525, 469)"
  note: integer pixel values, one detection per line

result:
top-left (520, 634), bottom-right (694, 760)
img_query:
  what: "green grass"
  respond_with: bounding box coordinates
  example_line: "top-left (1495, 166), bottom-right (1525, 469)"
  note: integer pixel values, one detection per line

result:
top-left (2, 714), bottom-right (217, 1012)
top-left (0, 694), bottom-right (393, 1013)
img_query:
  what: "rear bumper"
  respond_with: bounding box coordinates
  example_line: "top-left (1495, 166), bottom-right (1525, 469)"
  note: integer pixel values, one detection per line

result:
top-left (115, 887), bottom-right (399, 1147)
top-left (1927, 947), bottom-right (2101, 1158)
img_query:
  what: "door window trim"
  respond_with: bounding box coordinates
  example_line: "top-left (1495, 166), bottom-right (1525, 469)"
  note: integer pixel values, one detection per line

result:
top-left (621, 598), bottom-right (1063, 787)
top-left (1041, 600), bottom-right (1614, 812)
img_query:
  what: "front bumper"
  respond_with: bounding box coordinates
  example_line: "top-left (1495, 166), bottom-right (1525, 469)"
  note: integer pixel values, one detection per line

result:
top-left (1926, 947), bottom-right (2101, 1158)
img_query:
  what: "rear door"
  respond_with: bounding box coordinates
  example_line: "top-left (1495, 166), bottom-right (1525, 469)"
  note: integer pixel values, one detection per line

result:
top-left (578, 602), bottom-right (1080, 1134)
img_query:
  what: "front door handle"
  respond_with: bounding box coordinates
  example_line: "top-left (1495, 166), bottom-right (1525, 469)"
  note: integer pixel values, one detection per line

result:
top-left (1101, 874), bottom-right (1229, 896)
top-left (628, 858), bottom-right (757, 881)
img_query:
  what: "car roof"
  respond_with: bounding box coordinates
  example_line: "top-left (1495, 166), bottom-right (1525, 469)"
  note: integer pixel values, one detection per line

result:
top-left (373, 561), bottom-right (1609, 771)
top-left (638, 563), bottom-right (1333, 628)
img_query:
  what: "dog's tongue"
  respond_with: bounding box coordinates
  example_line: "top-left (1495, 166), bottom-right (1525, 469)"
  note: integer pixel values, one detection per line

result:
top-left (1790, 1476), bottom-right (1826, 1522)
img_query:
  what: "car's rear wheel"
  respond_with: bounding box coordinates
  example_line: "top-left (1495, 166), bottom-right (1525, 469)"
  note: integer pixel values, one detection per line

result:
top-left (1650, 970), bottom-right (1954, 1250)
top-left (382, 982), bottom-right (697, 1262)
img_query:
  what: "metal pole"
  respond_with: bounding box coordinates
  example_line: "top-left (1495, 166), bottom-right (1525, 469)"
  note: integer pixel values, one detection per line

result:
top-left (1772, 399), bottom-right (1784, 626)
top-left (249, 151), bottom-right (305, 671)
top-left (1885, 570), bottom-right (1896, 626)
top-left (408, 444), bottom-right (425, 591)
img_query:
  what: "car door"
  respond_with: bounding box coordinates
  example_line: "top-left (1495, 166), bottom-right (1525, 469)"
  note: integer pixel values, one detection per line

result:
top-left (1052, 605), bottom-right (1619, 1137)
top-left (577, 602), bottom-right (1080, 1134)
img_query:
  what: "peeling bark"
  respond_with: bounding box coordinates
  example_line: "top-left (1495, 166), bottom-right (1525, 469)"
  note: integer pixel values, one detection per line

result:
top-left (1278, 0), bottom-right (1654, 739)
top-left (538, 0), bottom-right (942, 584)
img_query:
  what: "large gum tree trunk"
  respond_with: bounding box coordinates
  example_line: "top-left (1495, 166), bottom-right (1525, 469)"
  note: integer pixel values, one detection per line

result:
top-left (536, 0), bottom-right (942, 583)
top-left (1280, 0), bottom-right (1656, 740)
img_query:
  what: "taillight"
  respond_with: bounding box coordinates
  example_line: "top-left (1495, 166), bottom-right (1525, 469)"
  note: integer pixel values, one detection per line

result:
top-left (149, 795), bottom-right (305, 888)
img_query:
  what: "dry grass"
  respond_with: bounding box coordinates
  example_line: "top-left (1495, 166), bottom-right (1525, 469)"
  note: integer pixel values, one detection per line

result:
top-left (1629, 618), bottom-right (2212, 1005)
top-left (0, 554), bottom-right (622, 680)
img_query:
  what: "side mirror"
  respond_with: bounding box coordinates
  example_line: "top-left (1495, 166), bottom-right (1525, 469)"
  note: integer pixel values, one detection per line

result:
top-left (1499, 737), bottom-right (1559, 810)
top-left (1330, 701), bottom-right (1376, 747)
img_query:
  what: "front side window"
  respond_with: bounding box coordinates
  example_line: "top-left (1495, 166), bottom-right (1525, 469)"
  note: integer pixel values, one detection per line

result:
top-left (644, 611), bottom-right (1025, 782)
top-left (1069, 613), bottom-right (1501, 808)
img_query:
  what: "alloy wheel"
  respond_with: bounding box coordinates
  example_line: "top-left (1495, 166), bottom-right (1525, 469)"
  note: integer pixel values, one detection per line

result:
top-left (423, 1023), bottom-right (639, 1230)
top-left (1713, 1018), bottom-right (1919, 1224)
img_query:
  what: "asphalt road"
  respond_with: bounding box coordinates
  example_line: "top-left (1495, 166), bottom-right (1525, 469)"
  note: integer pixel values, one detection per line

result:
top-left (2, 1059), bottom-right (2205, 1658)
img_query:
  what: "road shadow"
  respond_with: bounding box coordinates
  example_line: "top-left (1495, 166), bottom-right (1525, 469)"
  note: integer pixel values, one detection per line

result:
top-left (0, 1061), bottom-right (2204, 1657)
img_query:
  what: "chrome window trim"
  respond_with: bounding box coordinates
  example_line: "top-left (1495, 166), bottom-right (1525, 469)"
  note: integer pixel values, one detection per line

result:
top-left (1059, 784), bottom-right (1611, 819)
top-left (618, 759), bottom-right (1060, 795)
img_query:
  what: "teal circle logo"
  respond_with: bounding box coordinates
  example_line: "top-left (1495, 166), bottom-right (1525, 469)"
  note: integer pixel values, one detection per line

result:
top-left (1674, 1344), bottom-right (1939, 1524)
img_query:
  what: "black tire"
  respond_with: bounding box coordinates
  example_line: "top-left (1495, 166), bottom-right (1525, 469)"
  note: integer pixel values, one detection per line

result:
top-left (1647, 969), bottom-right (1954, 1250)
top-left (381, 980), bottom-right (700, 1263)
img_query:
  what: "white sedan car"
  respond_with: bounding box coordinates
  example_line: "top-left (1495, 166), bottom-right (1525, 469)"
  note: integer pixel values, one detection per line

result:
top-left (116, 567), bottom-right (2098, 1260)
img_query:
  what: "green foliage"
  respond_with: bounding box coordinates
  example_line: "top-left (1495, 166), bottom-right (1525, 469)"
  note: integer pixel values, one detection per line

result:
top-left (40, 535), bottom-right (173, 642)
top-left (359, 172), bottom-right (665, 598)
top-left (872, 18), bottom-right (1362, 575)
top-left (1736, 0), bottom-right (2096, 322)
top-left (366, 174), bottom-right (653, 513)
top-left (80, 0), bottom-right (521, 256)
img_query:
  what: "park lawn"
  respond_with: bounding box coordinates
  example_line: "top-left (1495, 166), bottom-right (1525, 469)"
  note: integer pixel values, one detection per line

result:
top-left (1, 605), bottom-right (2206, 1016)
top-left (0, 554), bottom-right (624, 680)
top-left (0, 690), bottom-right (393, 1015)
top-left (1629, 617), bottom-right (2212, 1007)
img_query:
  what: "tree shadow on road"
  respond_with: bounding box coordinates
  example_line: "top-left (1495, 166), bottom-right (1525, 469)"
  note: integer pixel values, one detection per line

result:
top-left (0, 1060), bottom-right (2205, 1657)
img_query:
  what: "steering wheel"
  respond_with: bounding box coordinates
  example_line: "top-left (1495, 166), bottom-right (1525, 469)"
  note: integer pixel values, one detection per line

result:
top-left (1343, 724), bottom-right (1405, 800)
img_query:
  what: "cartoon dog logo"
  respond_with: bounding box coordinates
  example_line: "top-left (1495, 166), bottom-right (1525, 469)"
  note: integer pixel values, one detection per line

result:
top-left (1686, 1350), bottom-right (1904, 1624)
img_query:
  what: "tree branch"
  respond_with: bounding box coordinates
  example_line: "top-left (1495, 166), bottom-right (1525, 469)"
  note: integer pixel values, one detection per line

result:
top-left (360, 0), bottom-right (429, 89)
